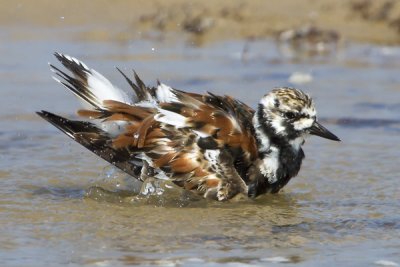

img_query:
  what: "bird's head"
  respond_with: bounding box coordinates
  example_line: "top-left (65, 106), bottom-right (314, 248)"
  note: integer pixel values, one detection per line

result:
top-left (256, 87), bottom-right (340, 148)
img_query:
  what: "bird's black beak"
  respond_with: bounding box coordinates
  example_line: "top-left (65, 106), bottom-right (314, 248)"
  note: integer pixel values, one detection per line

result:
top-left (309, 121), bottom-right (341, 141)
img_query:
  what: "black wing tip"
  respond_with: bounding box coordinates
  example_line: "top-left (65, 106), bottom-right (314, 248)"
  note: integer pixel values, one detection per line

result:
top-left (116, 68), bottom-right (142, 99)
top-left (115, 66), bottom-right (124, 74)
top-left (53, 52), bottom-right (70, 64)
top-left (36, 110), bottom-right (103, 139)
top-left (53, 52), bottom-right (71, 61)
top-left (133, 70), bottom-right (145, 86)
top-left (116, 67), bottom-right (131, 81)
top-left (117, 69), bottom-right (150, 101)
top-left (36, 110), bottom-right (48, 121)
top-left (53, 52), bottom-right (69, 64)
top-left (52, 52), bottom-right (91, 73)
top-left (36, 110), bottom-right (76, 138)
top-left (36, 110), bottom-right (59, 120)
top-left (36, 110), bottom-right (70, 126)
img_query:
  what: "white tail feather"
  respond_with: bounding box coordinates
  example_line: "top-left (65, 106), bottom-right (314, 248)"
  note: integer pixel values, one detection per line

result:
top-left (54, 53), bottom-right (134, 108)
top-left (87, 69), bottom-right (133, 107)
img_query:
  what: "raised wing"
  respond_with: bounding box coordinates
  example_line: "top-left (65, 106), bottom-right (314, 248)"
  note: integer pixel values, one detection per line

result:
top-left (40, 53), bottom-right (258, 200)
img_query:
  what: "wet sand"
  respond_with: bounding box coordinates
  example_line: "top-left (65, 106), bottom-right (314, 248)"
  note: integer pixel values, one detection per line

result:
top-left (2, 0), bottom-right (400, 44)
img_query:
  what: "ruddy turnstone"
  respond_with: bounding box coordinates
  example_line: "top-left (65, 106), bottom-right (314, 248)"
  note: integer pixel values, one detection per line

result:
top-left (37, 53), bottom-right (340, 201)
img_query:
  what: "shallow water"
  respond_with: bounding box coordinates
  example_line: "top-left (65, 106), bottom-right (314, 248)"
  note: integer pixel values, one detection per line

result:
top-left (1, 26), bottom-right (400, 267)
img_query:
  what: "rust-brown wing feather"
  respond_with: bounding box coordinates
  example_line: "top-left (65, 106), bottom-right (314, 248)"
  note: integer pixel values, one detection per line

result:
top-left (78, 87), bottom-right (256, 199)
top-left (41, 53), bottom-right (256, 199)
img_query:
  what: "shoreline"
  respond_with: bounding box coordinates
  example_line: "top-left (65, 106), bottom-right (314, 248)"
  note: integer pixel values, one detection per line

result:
top-left (2, 0), bottom-right (400, 45)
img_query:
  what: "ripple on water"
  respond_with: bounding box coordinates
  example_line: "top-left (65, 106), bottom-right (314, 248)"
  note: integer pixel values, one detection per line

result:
top-left (2, 34), bottom-right (400, 266)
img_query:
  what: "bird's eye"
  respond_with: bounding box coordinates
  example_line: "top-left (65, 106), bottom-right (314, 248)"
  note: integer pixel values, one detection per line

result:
top-left (285, 112), bottom-right (297, 119)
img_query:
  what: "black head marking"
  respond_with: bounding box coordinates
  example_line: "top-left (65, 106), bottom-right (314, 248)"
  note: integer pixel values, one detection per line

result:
top-left (274, 98), bottom-right (280, 108)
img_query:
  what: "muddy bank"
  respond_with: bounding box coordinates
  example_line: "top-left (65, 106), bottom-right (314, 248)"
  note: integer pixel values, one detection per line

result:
top-left (2, 0), bottom-right (400, 44)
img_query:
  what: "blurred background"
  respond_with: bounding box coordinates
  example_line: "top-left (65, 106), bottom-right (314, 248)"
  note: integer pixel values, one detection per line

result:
top-left (1, 1), bottom-right (399, 266)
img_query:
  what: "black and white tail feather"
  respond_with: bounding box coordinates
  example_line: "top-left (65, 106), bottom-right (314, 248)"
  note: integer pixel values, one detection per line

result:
top-left (40, 53), bottom-right (161, 179)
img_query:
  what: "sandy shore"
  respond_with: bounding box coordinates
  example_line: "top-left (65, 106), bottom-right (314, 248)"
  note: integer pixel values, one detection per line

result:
top-left (2, 0), bottom-right (400, 44)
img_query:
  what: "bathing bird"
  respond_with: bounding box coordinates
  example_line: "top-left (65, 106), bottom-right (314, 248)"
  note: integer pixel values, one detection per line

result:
top-left (37, 53), bottom-right (340, 201)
